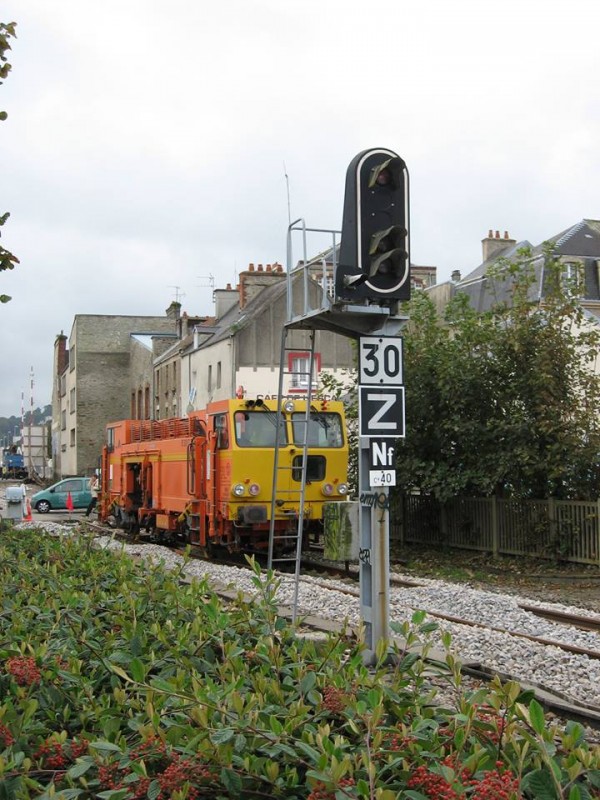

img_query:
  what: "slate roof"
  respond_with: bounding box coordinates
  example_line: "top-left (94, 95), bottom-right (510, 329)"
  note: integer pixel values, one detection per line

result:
top-left (455, 220), bottom-right (600, 312)
top-left (531, 219), bottom-right (600, 258)
top-left (459, 239), bottom-right (532, 286)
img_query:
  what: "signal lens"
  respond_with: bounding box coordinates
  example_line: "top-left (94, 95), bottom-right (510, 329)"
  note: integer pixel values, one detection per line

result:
top-left (282, 399), bottom-right (295, 413)
top-left (248, 483), bottom-right (260, 496)
top-left (321, 483), bottom-right (334, 496)
top-left (232, 483), bottom-right (245, 497)
top-left (337, 484), bottom-right (348, 496)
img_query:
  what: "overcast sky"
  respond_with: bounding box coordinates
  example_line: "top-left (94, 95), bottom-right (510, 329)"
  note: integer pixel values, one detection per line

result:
top-left (1, 0), bottom-right (599, 418)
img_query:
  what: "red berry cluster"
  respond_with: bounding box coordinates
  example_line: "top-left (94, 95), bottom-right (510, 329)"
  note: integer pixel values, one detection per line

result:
top-left (70, 737), bottom-right (90, 758)
top-left (474, 709), bottom-right (502, 745)
top-left (383, 731), bottom-right (416, 752)
top-left (96, 746), bottom-right (216, 798)
top-left (34, 737), bottom-right (90, 772)
top-left (307, 777), bottom-right (355, 800)
top-left (34, 740), bottom-right (69, 770)
top-left (407, 765), bottom-right (460, 799)
top-left (440, 754), bottom-right (473, 785)
top-left (470, 767), bottom-right (520, 799)
top-left (0, 723), bottom-right (14, 748)
top-left (6, 656), bottom-right (41, 686)
top-left (322, 685), bottom-right (347, 714)
top-left (157, 756), bottom-right (213, 798)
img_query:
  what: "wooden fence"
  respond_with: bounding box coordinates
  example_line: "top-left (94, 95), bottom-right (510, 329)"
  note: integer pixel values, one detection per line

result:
top-left (390, 494), bottom-right (600, 565)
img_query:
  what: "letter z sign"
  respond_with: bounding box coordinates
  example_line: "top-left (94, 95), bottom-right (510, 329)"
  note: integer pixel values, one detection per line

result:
top-left (359, 336), bottom-right (405, 438)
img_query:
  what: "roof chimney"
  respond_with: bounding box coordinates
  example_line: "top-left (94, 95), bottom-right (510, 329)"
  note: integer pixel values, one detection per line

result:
top-left (482, 229), bottom-right (517, 263)
top-left (54, 332), bottom-right (68, 376)
top-left (238, 262), bottom-right (286, 308)
top-left (166, 301), bottom-right (181, 321)
top-left (214, 284), bottom-right (239, 319)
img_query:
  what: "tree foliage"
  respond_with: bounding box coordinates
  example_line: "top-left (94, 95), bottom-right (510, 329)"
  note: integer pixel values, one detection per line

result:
top-left (0, 21), bottom-right (19, 303)
top-left (396, 247), bottom-right (600, 500)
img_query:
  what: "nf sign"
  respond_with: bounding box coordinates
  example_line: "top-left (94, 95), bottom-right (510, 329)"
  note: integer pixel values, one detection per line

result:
top-left (359, 386), bottom-right (405, 438)
top-left (368, 438), bottom-right (396, 487)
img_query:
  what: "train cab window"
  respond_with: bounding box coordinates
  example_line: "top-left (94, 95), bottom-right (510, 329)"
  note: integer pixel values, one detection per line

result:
top-left (213, 414), bottom-right (229, 449)
top-left (106, 427), bottom-right (115, 453)
top-left (291, 413), bottom-right (344, 447)
top-left (234, 411), bottom-right (286, 447)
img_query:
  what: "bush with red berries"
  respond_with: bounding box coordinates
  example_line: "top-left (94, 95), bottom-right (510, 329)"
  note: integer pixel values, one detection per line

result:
top-left (0, 526), bottom-right (598, 799)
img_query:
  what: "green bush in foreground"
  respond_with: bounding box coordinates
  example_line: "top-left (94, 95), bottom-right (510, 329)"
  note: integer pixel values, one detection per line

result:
top-left (0, 527), bottom-right (599, 799)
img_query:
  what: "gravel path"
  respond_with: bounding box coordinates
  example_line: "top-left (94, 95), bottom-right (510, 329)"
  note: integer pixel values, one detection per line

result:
top-left (10, 514), bottom-right (600, 712)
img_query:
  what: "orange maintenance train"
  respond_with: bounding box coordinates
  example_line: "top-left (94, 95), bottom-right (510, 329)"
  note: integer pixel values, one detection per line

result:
top-left (99, 397), bottom-right (349, 552)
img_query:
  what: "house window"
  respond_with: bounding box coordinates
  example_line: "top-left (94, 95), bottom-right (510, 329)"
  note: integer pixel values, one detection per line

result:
top-left (208, 365), bottom-right (212, 393)
top-left (563, 262), bottom-right (578, 281)
top-left (61, 410), bottom-right (67, 431)
top-left (287, 352), bottom-right (321, 392)
top-left (217, 361), bottom-right (222, 389)
top-left (69, 388), bottom-right (76, 413)
top-left (70, 428), bottom-right (75, 447)
top-left (144, 386), bottom-right (150, 419)
top-left (131, 392), bottom-right (136, 418)
top-left (69, 345), bottom-right (75, 372)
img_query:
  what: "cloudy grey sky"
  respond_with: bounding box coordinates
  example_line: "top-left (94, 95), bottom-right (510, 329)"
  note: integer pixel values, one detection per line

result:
top-left (1, 0), bottom-right (599, 418)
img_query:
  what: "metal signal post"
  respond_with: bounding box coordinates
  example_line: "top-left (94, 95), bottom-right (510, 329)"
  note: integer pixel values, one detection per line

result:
top-left (280, 147), bottom-right (411, 664)
top-left (357, 334), bottom-right (405, 662)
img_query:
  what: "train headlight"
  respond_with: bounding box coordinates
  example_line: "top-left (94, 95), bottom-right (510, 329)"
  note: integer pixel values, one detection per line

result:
top-left (321, 483), bottom-right (334, 496)
top-left (282, 399), bottom-right (295, 413)
top-left (232, 483), bottom-right (246, 497)
top-left (337, 483), bottom-right (348, 496)
top-left (248, 483), bottom-right (260, 496)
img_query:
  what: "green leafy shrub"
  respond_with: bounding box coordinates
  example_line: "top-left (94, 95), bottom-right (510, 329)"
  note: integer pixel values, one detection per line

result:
top-left (0, 527), bottom-right (598, 798)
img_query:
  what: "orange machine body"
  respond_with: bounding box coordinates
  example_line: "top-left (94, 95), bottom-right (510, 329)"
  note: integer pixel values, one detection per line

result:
top-left (99, 397), bottom-right (349, 551)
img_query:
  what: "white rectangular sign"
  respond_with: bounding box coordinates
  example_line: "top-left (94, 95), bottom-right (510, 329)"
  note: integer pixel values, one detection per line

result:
top-left (359, 336), bottom-right (403, 385)
top-left (369, 469), bottom-right (396, 487)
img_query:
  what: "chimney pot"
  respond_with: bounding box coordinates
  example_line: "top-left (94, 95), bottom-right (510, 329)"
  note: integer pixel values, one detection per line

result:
top-left (258, 264), bottom-right (263, 272)
top-left (495, 230), bottom-right (500, 238)
top-left (266, 264), bottom-right (272, 272)
top-left (504, 230), bottom-right (509, 239)
top-left (248, 263), bottom-right (255, 272)
top-left (488, 229), bottom-right (493, 238)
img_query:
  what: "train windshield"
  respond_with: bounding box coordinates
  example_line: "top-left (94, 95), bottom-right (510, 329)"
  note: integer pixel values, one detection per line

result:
top-left (291, 412), bottom-right (344, 448)
top-left (234, 410), bottom-right (287, 447)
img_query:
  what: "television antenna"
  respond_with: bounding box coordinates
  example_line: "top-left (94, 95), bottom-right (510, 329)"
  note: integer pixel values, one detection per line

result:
top-left (168, 285), bottom-right (186, 303)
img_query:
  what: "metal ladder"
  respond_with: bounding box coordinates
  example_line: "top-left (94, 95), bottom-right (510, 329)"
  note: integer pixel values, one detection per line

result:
top-left (267, 327), bottom-right (317, 619)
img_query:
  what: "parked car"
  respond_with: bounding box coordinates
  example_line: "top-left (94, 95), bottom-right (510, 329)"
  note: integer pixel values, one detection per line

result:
top-left (31, 477), bottom-right (92, 513)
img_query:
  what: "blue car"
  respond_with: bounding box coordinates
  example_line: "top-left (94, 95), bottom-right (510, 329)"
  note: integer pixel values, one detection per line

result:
top-left (31, 477), bottom-right (92, 513)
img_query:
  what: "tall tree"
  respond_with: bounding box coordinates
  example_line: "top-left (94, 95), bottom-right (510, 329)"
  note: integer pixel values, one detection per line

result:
top-left (0, 21), bottom-right (18, 303)
top-left (396, 247), bottom-right (600, 500)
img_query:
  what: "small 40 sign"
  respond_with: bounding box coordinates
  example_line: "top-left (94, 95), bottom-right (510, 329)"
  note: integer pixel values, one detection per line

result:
top-left (359, 336), bottom-right (403, 385)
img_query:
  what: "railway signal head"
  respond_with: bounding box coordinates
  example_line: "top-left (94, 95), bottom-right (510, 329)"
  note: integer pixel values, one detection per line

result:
top-left (336, 148), bottom-right (411, 306)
